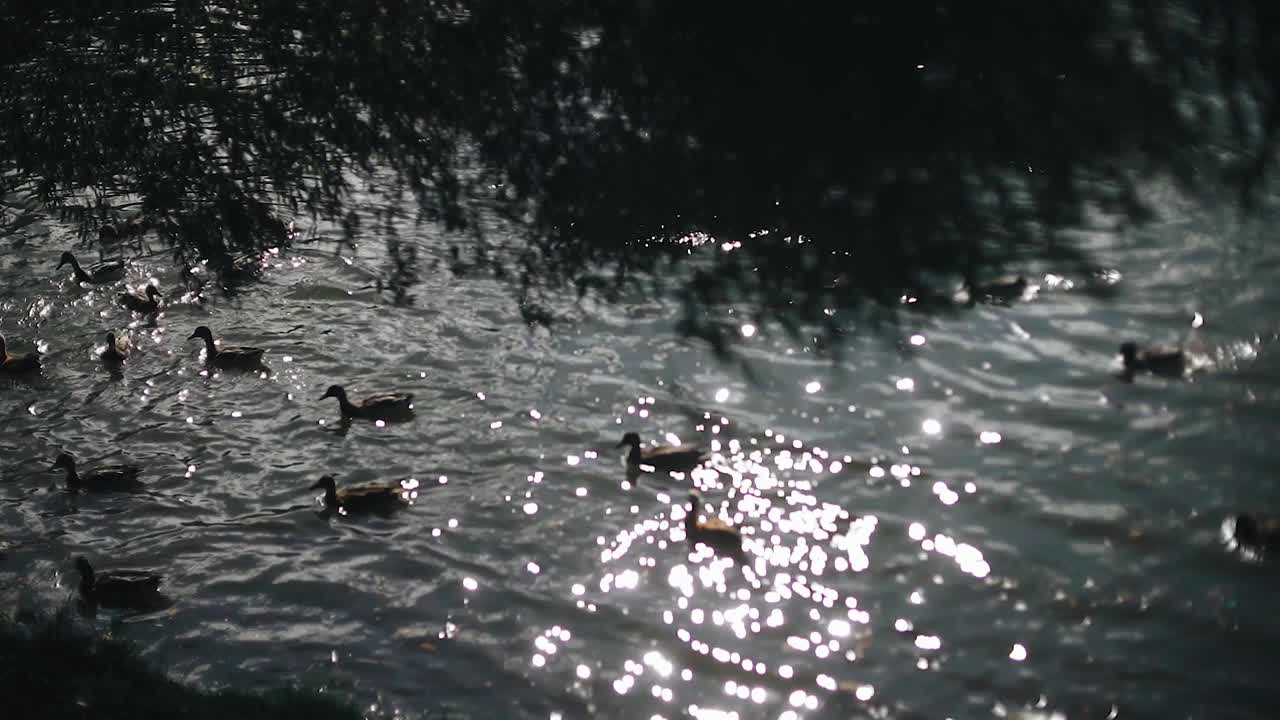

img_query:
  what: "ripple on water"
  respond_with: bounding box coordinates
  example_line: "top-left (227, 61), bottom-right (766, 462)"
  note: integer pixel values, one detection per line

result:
top-left (3, 206), bottom-right (1280, 718)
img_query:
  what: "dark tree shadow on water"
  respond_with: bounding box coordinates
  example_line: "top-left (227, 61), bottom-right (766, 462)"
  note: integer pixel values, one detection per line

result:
top-left (0, 1), bottom-right (1277, 348)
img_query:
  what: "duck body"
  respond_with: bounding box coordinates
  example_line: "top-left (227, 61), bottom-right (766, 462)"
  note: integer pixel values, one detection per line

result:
top-left (1120, 341), bottom-right (1185, 378)
top-left (118, 284), bottom-right (161, 314)
top-left (0, 335), bottom-right (41, 374)
top-left (685, 492), bottom-right (746, 563)
top-left (1234, 513), bottom-right (1280, 553)
top-left (52, 452), bottom-right (142, 492)
top-left (58, 251), bottom-right (125, 285)
top-left (319, 384), bottom-right (414, 420)
top-left (74, 556), bottom-right (162, 609)
top-left (618, 432), bottom-right (708, 473)
top-left (311, 475), bottom-right (410, 516)
top-left (188, 325), bottom-right (265, 369)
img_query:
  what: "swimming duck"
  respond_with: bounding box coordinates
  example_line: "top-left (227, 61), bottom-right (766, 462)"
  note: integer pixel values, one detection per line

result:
top-left (310, 474), bottom-right (411, 515)
top-left (182, 254), bottom-right (261, 292)
top-left (964, 274), bottom-right (1028, 304)
top-left (1233, 513), bottom-right (1280, 553)
top-left (57, 251), bottom-right (126, 285)
top-left (617, 432), bottom-right (708, 473)
top-left (187, 325), bottom-right (265, 369)
top-left (98, 216), bottom-right (152, 243)
top-left (685, 491), bottom-right (747, 563)
top-left (0, 335), bottom-right (41, 374)
top-left (51, 452), bottom-right (142, 492)
top-left (74, 556), bottom-right (162, 609)
top-left (1119, 341), bottom-right (1185, 379)
top-left (99, 332), bottom-right (127, 368)
top-left (319, 384), bottom-right (414, 420)
top-left (228, 252), bottom-right (263, 277)
top-left (118, 284), bottom-right (161, 314)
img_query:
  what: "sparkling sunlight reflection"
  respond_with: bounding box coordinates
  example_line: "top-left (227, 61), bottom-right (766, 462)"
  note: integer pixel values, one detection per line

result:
top-left (520, 398), bottom-right (1002, 717)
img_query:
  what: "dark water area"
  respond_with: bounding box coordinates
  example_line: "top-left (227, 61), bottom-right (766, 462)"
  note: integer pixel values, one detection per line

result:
top-left (0, 610), bottom-right (366, 720)
top-left (3, 2), bottom-right (1280, 719)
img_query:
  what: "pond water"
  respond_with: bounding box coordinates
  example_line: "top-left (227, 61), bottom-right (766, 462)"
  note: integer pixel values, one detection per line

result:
top-left (2, 178), bottom-right (1279, 719)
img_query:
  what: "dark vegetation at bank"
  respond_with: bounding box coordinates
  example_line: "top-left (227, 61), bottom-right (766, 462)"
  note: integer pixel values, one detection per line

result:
top-left (2, 1), bottom-right (1279, 344)
top-left (0, 609), bottom-right (370, 720)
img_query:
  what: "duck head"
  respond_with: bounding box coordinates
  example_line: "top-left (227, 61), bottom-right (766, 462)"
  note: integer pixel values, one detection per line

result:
top-left (1119, 342), bottom-right (1139, 366)
top-left (616, 432), bottom-right (642, 449)
top-left (57, 251), bottom-right (77, 269)
top-left (319, 385), bottom-right (348, 402)
top-left (104, 332), bottom-right (117, 348)
top-left (51, 452), bottom-right (76, 472)
top-left (685, 491), bottom-right (703, 531)
top-left (310, 475), bottom-right (339, 504)
top-left (145, 285), bottom-right (162, 300)
top-left (51, 452), bottom-right (82, 488)
top-left (74, 556), bottom-right (95, 591)
top-left (1235, 514), bottom-right (1260, 547)
top-left (617, 432), bottom-right (645, 463)
top-left (187, 325), bottom-right (214, 343)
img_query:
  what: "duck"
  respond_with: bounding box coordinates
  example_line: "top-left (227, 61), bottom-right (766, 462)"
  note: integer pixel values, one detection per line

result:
top-left (73, 556), bottom-right (162, 609)
top-left (98, 216), bottom-right (152, 243)
top-left (0, 335), bottom-right (41, 374)
top-left (1119, 341), bottom-right (1185, 379)
top-left (57, 251), bottom-right (126, 285)
top-left (187, 325), bottom-right (265, 369)
top-left (685, 491), bottom-right (747, 563)
top-left (118, 284), bottom-right (162, 314)
top-left (617, 432), bottom-right (708, 473)
top-left (964, 274), bottom-right (1028, 304)
top-left (1233, 513), bottom-right (1280, 553)
top-left (310, 474), bottom-right (412, 515)
top-left (99, 332), bottom-right (127, 368)
top-left (51, 452), bottom-right (142, 492)
top-left (183, 253), bottom-right (261, 291)
top-left (228, 252), bottom-right (263, 277)
top-left (319, 384), bottom-right (414, 420)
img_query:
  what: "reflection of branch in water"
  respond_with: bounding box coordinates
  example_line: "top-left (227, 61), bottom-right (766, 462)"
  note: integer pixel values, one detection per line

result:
top-left (377, 237), bottom-right (420, 306)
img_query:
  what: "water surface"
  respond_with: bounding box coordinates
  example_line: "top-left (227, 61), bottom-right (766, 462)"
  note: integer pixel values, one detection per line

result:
top-left (2, 181), bottom-right (1279, 719)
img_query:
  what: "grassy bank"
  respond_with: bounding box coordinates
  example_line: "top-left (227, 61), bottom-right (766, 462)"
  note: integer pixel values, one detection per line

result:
top-left (0, 609), bottom-right (365, 720)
